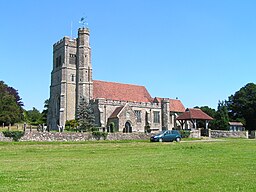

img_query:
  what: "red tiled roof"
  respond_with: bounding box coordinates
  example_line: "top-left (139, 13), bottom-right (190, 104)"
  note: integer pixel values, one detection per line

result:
top-left (93, 80), bottom-right (152, 103)
top-left (229, 122), bottom-right (243, 126)
top-left (109, 106), bottom-right (124, 118)
top-left (177, 108), bottom-right (213, 120)
top-left (169, 99), bottom-right (185, 113)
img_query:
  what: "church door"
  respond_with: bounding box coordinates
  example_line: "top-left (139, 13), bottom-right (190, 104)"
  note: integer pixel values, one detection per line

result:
top-left (124, 121), bottom-right (132, 133)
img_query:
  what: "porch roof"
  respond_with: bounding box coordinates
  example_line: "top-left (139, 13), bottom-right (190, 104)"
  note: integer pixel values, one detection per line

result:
top-left (109, 106), bottom-right (124, 119)
top-left (177, 108), bottom-right (214, 121)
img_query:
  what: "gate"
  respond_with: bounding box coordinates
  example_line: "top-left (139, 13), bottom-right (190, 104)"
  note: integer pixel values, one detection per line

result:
top-left (201, 128), bottom-right (209, 137)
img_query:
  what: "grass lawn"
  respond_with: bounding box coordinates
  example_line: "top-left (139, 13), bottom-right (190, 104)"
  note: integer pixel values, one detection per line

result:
top-left (0, 139), bottom-right (255, 191)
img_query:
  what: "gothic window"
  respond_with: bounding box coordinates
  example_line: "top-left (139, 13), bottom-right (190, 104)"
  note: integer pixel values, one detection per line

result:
top-left (69, 54), bottom-right (76, 64)
top-left (56, 55), bottom-right (62, 68)
top-left (153, 111), bottom-right (160, 124)
top-left (59, 55), bottom-right (62, 67)
top-left (71, 74), bottom-right (75, 82)
top-left (55, 57), bottom-right (58, 68)
top-left (135, 110), bottom-right (141, 122)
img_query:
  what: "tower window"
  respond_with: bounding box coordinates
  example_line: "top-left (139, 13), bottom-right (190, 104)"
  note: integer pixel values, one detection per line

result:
top-left (71, 74), bottom-right (75, 82)
top-left (56, 55), bottom-right (62, 68)
top-left (56, 57), bottom-right (59, 68)
top-left (69, 54), bottom-right (76, 64)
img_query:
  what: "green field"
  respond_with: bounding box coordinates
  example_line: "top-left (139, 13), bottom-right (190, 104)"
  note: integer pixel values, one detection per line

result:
top-left (0, 139), bottom-right (255, 192)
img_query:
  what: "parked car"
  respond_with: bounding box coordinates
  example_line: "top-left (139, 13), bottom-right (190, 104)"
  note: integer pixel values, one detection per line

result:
top-left (150, 130), bottom-right (181, 142)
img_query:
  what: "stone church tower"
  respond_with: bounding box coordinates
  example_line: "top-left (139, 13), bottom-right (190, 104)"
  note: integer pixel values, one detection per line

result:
top-left (47, 28), bottom-right (92, 130)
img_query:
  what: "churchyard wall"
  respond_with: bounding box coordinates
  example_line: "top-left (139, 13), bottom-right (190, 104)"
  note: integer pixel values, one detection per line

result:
top-left (0, 132), bottom-right (12, 142)
top-left (209, 130), bottom-right (248, 139)
top-left (1, 129), bottom-right (250, 142)
top-left (18, 131), bottom-right (153, 142)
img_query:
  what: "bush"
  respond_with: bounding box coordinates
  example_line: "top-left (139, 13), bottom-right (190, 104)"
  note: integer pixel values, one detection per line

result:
top-left (65, 119), bottom-right (78, 132)
top-left (92, 131), bottom-right (108, 140)
top-left (179, 130), bottom-right (191, 138)
top-left (91, 127), bottom-right (100, 132)
top-left (3, 131), bottom-right (24, 141)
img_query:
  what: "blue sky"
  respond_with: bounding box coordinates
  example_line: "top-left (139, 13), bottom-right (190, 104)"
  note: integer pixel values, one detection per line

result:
top-left (1, 0), bottom-right (256, 111)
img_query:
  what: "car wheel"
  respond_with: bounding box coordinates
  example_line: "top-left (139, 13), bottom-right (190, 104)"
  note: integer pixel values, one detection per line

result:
top-left (159, 138), bottom-right (163, 142)
top-left (176, 137), bottom-right (181, 142)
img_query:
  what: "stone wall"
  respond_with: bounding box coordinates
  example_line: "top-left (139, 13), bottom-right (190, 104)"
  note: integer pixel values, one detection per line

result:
top-left (189, 129), bottom-right (201, 138)
top-left (0, 132), bottom-right (12, 142)
top-left (106, 132), bottom-right (153, 141)
top-left (188, 129), bottom-right (249, 139)
top-left (18, 131), bottom-right (153, 142)
top-left (209, 130), bottom-right (248, 139)
top-left (1, 130), bottom-right (250, 142)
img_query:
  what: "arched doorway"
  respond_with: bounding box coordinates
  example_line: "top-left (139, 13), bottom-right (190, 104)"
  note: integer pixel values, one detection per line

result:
top-left (123, 121), bottom-right (132, 133)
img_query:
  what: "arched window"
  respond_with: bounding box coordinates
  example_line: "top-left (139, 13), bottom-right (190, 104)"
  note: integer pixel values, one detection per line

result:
top-left (71, 74), bottom-right (75, 82)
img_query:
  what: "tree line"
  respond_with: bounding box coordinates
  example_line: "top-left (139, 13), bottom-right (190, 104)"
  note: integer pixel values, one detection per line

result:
top-left (197, 83), bottom-right (256, 131)
top-left (1, 80), bottom-right (256, 131)
top-left (0, 81), bottom-right (48, 126)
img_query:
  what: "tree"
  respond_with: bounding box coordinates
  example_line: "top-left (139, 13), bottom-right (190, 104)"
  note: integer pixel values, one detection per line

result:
top-left (25, 107), bottom-right (43, 125)
top-left (6, 86), bottom-right (24, 108)
top-left (0, 81), bottom-right (23, 125)
top-left (41, 99), bottom-right (49, 124)
top-left (227, 83), bottom-right (256, 131)
top-left (214, 101), bottom-right (229, 130)
top-left (65, 119), bottom-right (78, 131)
top-left (199, 106), bottom-right (216, 118)
top-left (0, 94), bottom-right (21, 125)
top-left (76, 98), bottom-right (95, 132)
top-left (197, 106), bottom-right (216, 129)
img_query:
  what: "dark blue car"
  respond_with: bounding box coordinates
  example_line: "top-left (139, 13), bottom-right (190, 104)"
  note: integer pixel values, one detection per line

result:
top-left (150, 130), bottom-right (181, 142)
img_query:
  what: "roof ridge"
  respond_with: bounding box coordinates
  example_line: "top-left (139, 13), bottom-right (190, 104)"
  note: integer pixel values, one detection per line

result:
top-left (93, 79), bottom-right (147, 88)
top-left (155, 97), bottom-right (182, 101)
top-left (169, 98), bottom-right (181, 100)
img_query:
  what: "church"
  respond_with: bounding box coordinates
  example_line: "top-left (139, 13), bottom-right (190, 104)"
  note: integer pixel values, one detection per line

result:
top-left (47, 27), bottom-right (185, 132)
